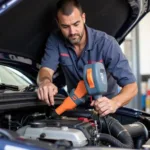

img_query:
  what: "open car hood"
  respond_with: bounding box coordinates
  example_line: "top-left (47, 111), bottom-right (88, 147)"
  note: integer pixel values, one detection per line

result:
top-left (0, 0), bottom-right (149, 66)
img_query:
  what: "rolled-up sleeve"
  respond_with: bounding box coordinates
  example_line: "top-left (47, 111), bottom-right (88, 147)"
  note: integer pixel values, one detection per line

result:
top-left (102, 37), bottom-right (136, 87)
top-left (41, 34), bottom-right (59, 71)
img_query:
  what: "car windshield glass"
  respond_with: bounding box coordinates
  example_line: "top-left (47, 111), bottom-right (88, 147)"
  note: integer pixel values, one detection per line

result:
top-left (0, 65), bottom-right (34, 92)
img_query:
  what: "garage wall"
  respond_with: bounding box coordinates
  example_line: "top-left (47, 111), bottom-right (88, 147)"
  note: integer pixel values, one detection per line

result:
top-left (139, 12), bottom-right (150, 75)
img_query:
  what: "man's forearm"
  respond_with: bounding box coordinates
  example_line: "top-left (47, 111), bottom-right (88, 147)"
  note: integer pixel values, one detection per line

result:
top-left (111, 82), bottom-right (138, 109)
top-left (37, 67), bottom-right (54, 85)
top-left (91, 82), bottom-right (138, 116)
top-left (37, 67), bottom-right (57, 106)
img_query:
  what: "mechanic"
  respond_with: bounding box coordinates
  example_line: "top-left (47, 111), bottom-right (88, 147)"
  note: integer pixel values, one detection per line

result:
top-left (37, 0), bottom-right (138, 116)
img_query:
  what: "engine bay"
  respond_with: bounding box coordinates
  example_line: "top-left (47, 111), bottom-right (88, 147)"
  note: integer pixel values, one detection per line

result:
top-left (0, 104), bottom-right (150, 150)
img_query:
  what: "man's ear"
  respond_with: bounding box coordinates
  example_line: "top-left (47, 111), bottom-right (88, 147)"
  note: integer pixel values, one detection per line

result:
top-left (55, 18), bottom-right (59, 26)
top-left (55, 18), bottom-right (60, 28)
top-left (82, 13), bottom-right (86, 24)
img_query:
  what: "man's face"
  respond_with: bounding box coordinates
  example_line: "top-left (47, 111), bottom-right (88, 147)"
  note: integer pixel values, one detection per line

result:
top-left (57, 7), bottom-right (86, 45)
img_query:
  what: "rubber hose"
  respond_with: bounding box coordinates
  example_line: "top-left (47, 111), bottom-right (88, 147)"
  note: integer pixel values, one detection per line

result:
top-left (98, 133), bottom-right (134, 148)
top-left (99, 116), bottom-right (134, 148)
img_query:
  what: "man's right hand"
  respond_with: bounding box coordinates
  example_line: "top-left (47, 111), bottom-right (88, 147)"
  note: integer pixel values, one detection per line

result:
top-left (37, 79), bottom-right (58, 106)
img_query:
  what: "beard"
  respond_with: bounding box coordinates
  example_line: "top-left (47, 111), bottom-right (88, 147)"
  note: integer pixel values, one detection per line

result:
top-left (67, 29), bottom-right (84, 45)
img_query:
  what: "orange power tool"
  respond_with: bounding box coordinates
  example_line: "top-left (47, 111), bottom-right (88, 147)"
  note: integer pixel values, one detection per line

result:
top-left (52, 62), bottom-right (107, 117)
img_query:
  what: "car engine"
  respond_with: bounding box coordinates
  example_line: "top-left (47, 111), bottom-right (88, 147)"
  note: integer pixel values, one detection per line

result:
top-left (0, 98), bottom-right (150, 150)
top-left (17, 119), bottom-right (93, 147)
top-left (11, 109), bottom-right (148, 149)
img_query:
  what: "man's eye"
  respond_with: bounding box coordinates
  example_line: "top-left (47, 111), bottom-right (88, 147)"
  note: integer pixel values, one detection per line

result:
top-left (74, 23), bottom-right (79, 26)
top-left (62, 26), bottom-right (68, 29)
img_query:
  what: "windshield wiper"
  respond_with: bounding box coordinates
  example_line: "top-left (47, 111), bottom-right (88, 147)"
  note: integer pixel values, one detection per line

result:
top-left (0, 84), bottom-right (37, 92)
top-left (23, 84), bottom-right (36, 92)
top-left (0, 83), bottom-right (19, 91)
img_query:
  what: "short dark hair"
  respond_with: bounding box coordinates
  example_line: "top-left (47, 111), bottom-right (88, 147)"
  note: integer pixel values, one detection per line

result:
top-left (56, 0), bottom-right (83, 17)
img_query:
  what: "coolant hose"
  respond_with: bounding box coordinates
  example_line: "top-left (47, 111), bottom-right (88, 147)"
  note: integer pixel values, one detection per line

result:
top-left (99, 116), bottom-right (134, 148)
top-left (124, 122), bottom-right (148, 149)
top-left (97, 133), bottom-right (133, 148)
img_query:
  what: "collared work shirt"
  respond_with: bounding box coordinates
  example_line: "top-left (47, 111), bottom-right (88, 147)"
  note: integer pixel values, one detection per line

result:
top-left (41, 26), bottom-right (136, 98)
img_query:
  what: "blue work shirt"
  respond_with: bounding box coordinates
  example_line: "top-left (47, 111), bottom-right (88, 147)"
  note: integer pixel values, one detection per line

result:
top-left (41, 25), bottom-right (136, 98)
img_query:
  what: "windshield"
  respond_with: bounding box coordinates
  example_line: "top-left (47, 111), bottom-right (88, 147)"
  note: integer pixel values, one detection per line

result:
top-left (0, 65), bottom-right (33, 87)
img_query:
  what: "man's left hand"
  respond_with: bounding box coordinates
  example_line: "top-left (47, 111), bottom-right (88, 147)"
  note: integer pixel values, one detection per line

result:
top-left (90, 97), bottom-right (118, 116)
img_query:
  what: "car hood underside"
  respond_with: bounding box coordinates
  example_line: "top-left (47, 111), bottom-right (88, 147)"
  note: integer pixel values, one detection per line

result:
top-left (0, 0), bottom-right (149, 65)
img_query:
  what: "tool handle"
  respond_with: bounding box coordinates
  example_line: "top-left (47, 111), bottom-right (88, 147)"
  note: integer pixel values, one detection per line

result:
top-left (93, 95), bottom-right (102, 100)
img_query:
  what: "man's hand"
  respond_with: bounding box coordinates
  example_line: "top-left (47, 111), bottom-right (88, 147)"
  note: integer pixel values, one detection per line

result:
top-left (37, 79), bottom-right (58, 106)
top-left (90, 97), bottom-right (118, 116)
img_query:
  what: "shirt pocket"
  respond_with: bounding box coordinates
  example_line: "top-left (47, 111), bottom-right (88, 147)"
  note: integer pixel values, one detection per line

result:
top-left (60, 57), bottom-right (73, 66)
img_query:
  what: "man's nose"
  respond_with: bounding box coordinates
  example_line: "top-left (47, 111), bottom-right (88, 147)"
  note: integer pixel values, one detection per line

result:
top-left (69, 26), bottom-right (75, 35)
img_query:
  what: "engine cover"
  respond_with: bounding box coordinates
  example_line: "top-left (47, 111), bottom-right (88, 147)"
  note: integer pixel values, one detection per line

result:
top-left (17, 119), bottom-right (95, 147)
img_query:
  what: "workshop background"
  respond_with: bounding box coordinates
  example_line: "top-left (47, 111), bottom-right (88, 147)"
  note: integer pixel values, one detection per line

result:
top-left (121, 12), bottom-right (150, 111)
